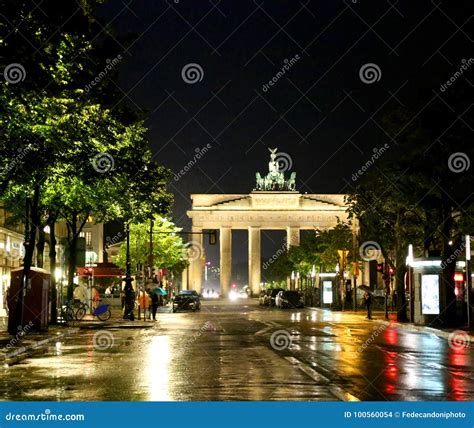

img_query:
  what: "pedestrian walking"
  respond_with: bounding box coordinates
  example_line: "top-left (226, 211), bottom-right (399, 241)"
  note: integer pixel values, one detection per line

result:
top-left (364, 290), bottom-right (373, 319)
top-left (151, 292), bottom-right (159, 321)
top-left (138, 290), bottom-right (150, 320)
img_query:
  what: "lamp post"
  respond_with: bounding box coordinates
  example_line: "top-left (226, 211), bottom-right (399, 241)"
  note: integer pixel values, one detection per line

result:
top-left (406, 244), bottom-right (414, 322)
top-left (466, 235), bottom-right (472, 329)
top-left (123, 222), bottom-right (135, 321)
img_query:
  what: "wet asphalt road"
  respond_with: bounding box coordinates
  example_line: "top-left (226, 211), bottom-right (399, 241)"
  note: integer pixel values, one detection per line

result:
top-left (1, 299), bottom-right (473, 401)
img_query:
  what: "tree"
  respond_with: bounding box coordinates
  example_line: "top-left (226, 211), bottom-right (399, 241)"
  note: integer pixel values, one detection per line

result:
top-left (266, 222), bottom-right (354, 285)
top-left (0, 0), bottom-right (173, 322)
top-left (348, 88), bottom-right (473, 324)
top-left (114, 217), bottom-right (188, 278)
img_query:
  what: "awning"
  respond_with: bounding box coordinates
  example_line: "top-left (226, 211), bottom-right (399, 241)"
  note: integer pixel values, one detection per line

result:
top-left (77, 264), bottom-right (124, 277)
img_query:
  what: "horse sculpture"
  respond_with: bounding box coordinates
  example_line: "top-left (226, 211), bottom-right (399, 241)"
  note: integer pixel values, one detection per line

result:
top-left (287, 172), bottom-right (296, 191)
top-left (256, 172), bottom-right (265, 190)
top-left (255, 148), bottom-right (296, 192)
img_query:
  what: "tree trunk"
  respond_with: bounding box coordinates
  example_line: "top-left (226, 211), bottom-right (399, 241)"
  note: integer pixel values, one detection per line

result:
top-left (36, 227), bottom-right (45, 268)
top-left (440, 203), bottom-right (457, 326)
top-left (11, 185), bottom-right (40, 334)
top-left (395, 258), bottom-right (408, 322)
top-left (395, 210), bottom-right (408, 322)
top-left (67, 214), bottom-right (78, 302)
top-left (49, 215), bottom-right (58, 324)
top-left (66, 212), bottom-right (89, 301)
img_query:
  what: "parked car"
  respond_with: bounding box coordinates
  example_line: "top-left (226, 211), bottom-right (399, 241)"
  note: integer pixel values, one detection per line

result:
top-left (259, 290), bottom-right (267, 306)
top-left (172, 290), bottom-right (201, 312)
top-left (275, 290), bottom-right (304, 309)
top-left (265, 288), bottom-right (284, 307)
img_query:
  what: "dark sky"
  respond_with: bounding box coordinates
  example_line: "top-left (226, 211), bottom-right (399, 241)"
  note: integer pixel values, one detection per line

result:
top-left (99, 1), bottom-right (471, 275)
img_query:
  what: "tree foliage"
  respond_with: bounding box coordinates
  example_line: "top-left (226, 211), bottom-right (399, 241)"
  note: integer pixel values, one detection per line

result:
top-left (114, 217), bottom-right (188, 277)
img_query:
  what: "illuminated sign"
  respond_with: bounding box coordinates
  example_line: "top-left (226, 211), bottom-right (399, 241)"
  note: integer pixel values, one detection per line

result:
top-left (421, 274), bottom-right (440, 315)
top-left (322, 281), bottom-right (333, 304)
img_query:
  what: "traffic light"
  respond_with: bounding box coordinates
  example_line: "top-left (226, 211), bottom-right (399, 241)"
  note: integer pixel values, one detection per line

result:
top-left (209, 230), bottom-right (217, 245)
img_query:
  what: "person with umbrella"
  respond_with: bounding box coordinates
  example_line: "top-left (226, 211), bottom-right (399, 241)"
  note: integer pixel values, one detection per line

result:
top-left (150, 287), bottom-right (166, 320)
top-left (359, 285), bottom-right (373, 320)
top-left (364, 290), bottom-right (373, 319)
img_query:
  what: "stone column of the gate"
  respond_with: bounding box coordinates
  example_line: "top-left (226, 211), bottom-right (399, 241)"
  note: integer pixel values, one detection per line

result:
top-left (220, 227), bottom-right (232, 297)
top-left (189, 227), bottom-right (203, 293)
top-left (248, 226), bottom-right (261, 297)
top-left (286, 226), bottom-right (300, 290)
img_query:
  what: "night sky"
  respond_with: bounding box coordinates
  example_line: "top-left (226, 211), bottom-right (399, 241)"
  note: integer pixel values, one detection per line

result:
top-left (99, 1), bottom-right (471, 276)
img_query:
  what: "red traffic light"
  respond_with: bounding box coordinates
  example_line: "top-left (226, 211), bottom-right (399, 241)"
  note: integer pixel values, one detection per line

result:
top-left (231, 283), bottom-right (237, 289)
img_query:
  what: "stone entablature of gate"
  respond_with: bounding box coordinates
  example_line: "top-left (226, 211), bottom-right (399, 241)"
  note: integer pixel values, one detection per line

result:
top-left (188, 212), bottom-right (348, 229)
top-left (189, 193), bottom-right (347, 210)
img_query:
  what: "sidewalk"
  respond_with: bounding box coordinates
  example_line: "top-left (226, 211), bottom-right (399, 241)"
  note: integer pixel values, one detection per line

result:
top-left (0, 308), bottom-right (159, 365)
top-left (0, 326), bottom-right (79, 365)
top-left (309, 307), bottom-right (474, 342)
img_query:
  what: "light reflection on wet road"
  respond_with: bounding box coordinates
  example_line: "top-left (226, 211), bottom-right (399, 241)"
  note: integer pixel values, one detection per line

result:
top-left (1, 300), bottom-right (473, 401)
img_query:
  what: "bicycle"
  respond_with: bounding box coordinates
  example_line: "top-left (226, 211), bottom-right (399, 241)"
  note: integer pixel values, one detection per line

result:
top-left (75, 302), bottom-right (111, 321)
top-left (60, 301), bottom-right (77, 325)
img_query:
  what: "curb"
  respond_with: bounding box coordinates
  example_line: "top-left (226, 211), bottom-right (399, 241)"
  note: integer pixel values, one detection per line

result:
top-left (372, 318), bottom-right (474, 342)
top-left (0, 328), bottom-right (79, 365)
top-left (308, 307), bottom-right (474, 343)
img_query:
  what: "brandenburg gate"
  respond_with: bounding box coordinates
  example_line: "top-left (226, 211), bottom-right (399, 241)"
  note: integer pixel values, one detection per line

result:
top-left (186, 149), bottom-right (349, 296)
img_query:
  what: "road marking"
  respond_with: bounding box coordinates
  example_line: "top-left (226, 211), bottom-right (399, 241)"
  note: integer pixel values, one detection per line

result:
top-left (284, 356), bottom-right (360, 402)
top-left (285, 356), bottom-right (330, 384)
top-left (329, 386), bottom-right (360, 402)
top-left (255, 321), bottom-right (283, 335)
top-left (267, 321), bottom-right (282, 327)
top-left (255, 326), bottom-right (273, 336)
